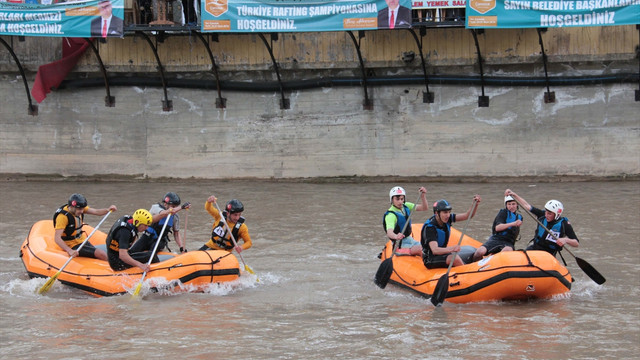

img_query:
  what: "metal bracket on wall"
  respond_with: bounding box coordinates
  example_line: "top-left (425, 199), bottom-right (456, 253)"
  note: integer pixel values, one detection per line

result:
top-left (636, 24), bottom-right (640, 101)
top-left (537, 28), bottom-right (556, 103)
top-left (85, 38), bottom-right (115, 107)
top-left (347, 31), bottom-right (373, 110)
top-left (193, 32), bottom-right (226, 109)
top-left (470, 29), bottom-right (489, 107)
top-left (0, 37), bottom-right (38, 115)
top-left (405, 27), bottom-right (434, 103)
top-left (136, 31), bottom-right (172, 111)
top-left (258, 33), bottom-right (290, 110)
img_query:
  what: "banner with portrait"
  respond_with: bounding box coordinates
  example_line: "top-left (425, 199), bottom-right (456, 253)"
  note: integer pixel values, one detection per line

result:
top-left (200, 0), bottom-right (414, 33)
top-left (0, 0), bottom-right (124, 38)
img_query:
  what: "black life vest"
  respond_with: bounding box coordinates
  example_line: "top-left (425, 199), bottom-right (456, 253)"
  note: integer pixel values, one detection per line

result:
top-left (210, 211), bottom-right (245, 250)
top-left (105, 215), bottom-right (137, 254)
top-left (53, 204), bottom-right (84, 241)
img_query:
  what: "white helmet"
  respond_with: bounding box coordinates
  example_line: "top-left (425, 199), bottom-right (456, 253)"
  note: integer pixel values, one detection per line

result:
top-left (504, 195), bottom-right (516, 206)
top-left (389, 186), bottom-right (406, 202)
top-left (544, 200), bottom-right (564, 220)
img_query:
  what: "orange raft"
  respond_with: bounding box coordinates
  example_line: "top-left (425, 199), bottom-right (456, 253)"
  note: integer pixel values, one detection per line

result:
top-left (380, 224), bottom-right (573, 303)
top-left (20, 220), bottom-right (240, 297)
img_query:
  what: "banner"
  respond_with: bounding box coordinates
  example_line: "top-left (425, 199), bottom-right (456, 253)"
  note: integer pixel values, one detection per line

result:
top-left (466, 0), bottom-right (640, 28)
top-left (200, 0), bottom-right (413, 33)
top-left (0, 0), bottom-right (124, 38)
top-left (413, 0), bottom-right (466, 8)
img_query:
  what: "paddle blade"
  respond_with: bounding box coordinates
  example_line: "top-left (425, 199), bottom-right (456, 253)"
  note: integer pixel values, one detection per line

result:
top-left (374, 258), bottom-right (393, 289)
top-left (431, 273), bottom-right (450, 306)
top-left (37, 272), bottom-right (60, 295)
top-left (132, 282), bottom-right (143, 297)
top-left (244, 264), bottom-right (259, 282)
top-left (244, 264), bottom-right (255, 275)
top-left (575, 257), bottom-right (606, 285)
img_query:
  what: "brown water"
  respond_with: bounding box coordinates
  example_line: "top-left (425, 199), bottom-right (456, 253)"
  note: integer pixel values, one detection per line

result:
top-left (1, 180), bottom-right (638, 359)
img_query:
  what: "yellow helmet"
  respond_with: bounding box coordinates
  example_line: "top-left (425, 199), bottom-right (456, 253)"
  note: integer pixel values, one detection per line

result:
top-left (132, 209), bottom-right (152, 226)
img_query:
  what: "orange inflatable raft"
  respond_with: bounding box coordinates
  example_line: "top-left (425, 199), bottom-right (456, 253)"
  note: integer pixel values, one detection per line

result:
top-left (20, 220), bottom-right (240, 296)
top-left (379, 224), bottom-right (573, 303)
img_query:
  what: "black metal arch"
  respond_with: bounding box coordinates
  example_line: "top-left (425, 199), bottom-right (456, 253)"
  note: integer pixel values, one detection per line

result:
top-left (537, 28), bottom-right (556, 103)
top-left (257, 33), bottom-right (289, 110)
top-left (135, 31), bottom-right (172, 111)
top-left (470, 29), bottom-right (489, 107)
top-left (84, 38), bottom-right (115, 107)
top-left (405, 27), bottom-right (434, 103)
top-left (0, 37), bottom-right (38, 115)
top-left (347, 30), bottom-right (373, 110)
top-left (193, 32), bottom-right (226, 108)
top-left (636, 24), bottom-right (640, 101)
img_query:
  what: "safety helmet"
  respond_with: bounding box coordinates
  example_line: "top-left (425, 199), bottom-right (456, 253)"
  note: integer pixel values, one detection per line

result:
top-left (226, 199), bottom-right (244, 214)
top-left (433, 199), bottom-right (452, 213)
top-left (544, 200), bottom-right (564, 220)
top-left (163, 192), bottom-right (181, 206)
top-left (132, 209), bottom-right (153, 227)
top-left (389, 186), bottom-right (406, 203)
top-left (68, 193), bottom-right (88, 208)
top-left (504, 195), bottom-right (516, 206)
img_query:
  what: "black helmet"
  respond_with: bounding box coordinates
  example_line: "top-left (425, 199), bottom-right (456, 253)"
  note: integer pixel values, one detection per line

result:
top-left (163, 192), bottom-right (181, 206)
top-left (68, 193), bottom-right (88, 208)
top-left (225, 199), bottom-right (244, 214)
top-left (433, 199), bottom-right (452, 213)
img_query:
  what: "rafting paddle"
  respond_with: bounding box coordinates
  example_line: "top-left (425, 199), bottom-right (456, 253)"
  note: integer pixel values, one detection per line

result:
top-left (180, 202), bottom-right (189, 252)
top-left (132, 213), bottom-right (172, 297)
top-left (431, 199), bottom-right (478, 306)
top-left (515, 198), bottom-right (606, 285)
top-left (38, 210), bottom-right (113, 295)
top-left (374, 193), bottom-right (422, 289)
top-left (213, 200), bottom-right (258, 281)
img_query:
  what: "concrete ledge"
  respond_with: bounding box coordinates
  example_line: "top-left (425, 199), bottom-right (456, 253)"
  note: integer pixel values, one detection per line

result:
top-left (2, 173), bottom-right (638, 184)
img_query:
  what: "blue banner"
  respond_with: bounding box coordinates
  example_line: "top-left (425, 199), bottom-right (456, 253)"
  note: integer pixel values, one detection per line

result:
top-left (200, 0), bottom-right (413, 33)
top-left (466, 0), bottom-right (640, 28)
top-left (0, 0), bottom-right (124, 37)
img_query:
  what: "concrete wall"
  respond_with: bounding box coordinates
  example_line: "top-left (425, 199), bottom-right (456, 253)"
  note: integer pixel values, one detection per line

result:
top-left (0, 77), bottom-right (639, 180)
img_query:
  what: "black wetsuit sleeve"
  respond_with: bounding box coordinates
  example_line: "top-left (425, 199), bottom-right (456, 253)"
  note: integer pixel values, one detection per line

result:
top-left (563, 221), bottom-right (579, 242)
top-left (492, 209), bottom-right (508, 234)
top-left (530, 206), bottom-right (545, 218)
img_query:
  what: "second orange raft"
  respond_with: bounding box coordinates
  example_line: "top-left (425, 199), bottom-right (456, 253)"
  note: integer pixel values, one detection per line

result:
top-left (379, 224), bottom-right (573, 303)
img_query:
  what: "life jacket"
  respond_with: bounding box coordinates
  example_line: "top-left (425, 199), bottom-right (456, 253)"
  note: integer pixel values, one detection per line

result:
top-left (494, 209), bottom-right (523, 239)
top-left (421, 215), bottom-right (451, 257)
top-left (382, 204), bottom-right (412, 239)
top-left (149, 203), bottom-right (174, 243)
top-left (105, 215), bottom-right (137, 254)
top-left (210, 211), bottom-right (245, 250)
top-left (532, 217), bottom-right (568, 253)
top-left (53, 205), bottom-right (84, 241)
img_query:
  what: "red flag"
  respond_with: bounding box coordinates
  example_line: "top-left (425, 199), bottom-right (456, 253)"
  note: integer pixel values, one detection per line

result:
top-left (31, 38), bottom-right (91, 103)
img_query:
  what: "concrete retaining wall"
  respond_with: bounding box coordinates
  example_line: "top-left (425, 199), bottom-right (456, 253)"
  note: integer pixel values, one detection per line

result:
top-left (1, 78), bottom-right (638, 180)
